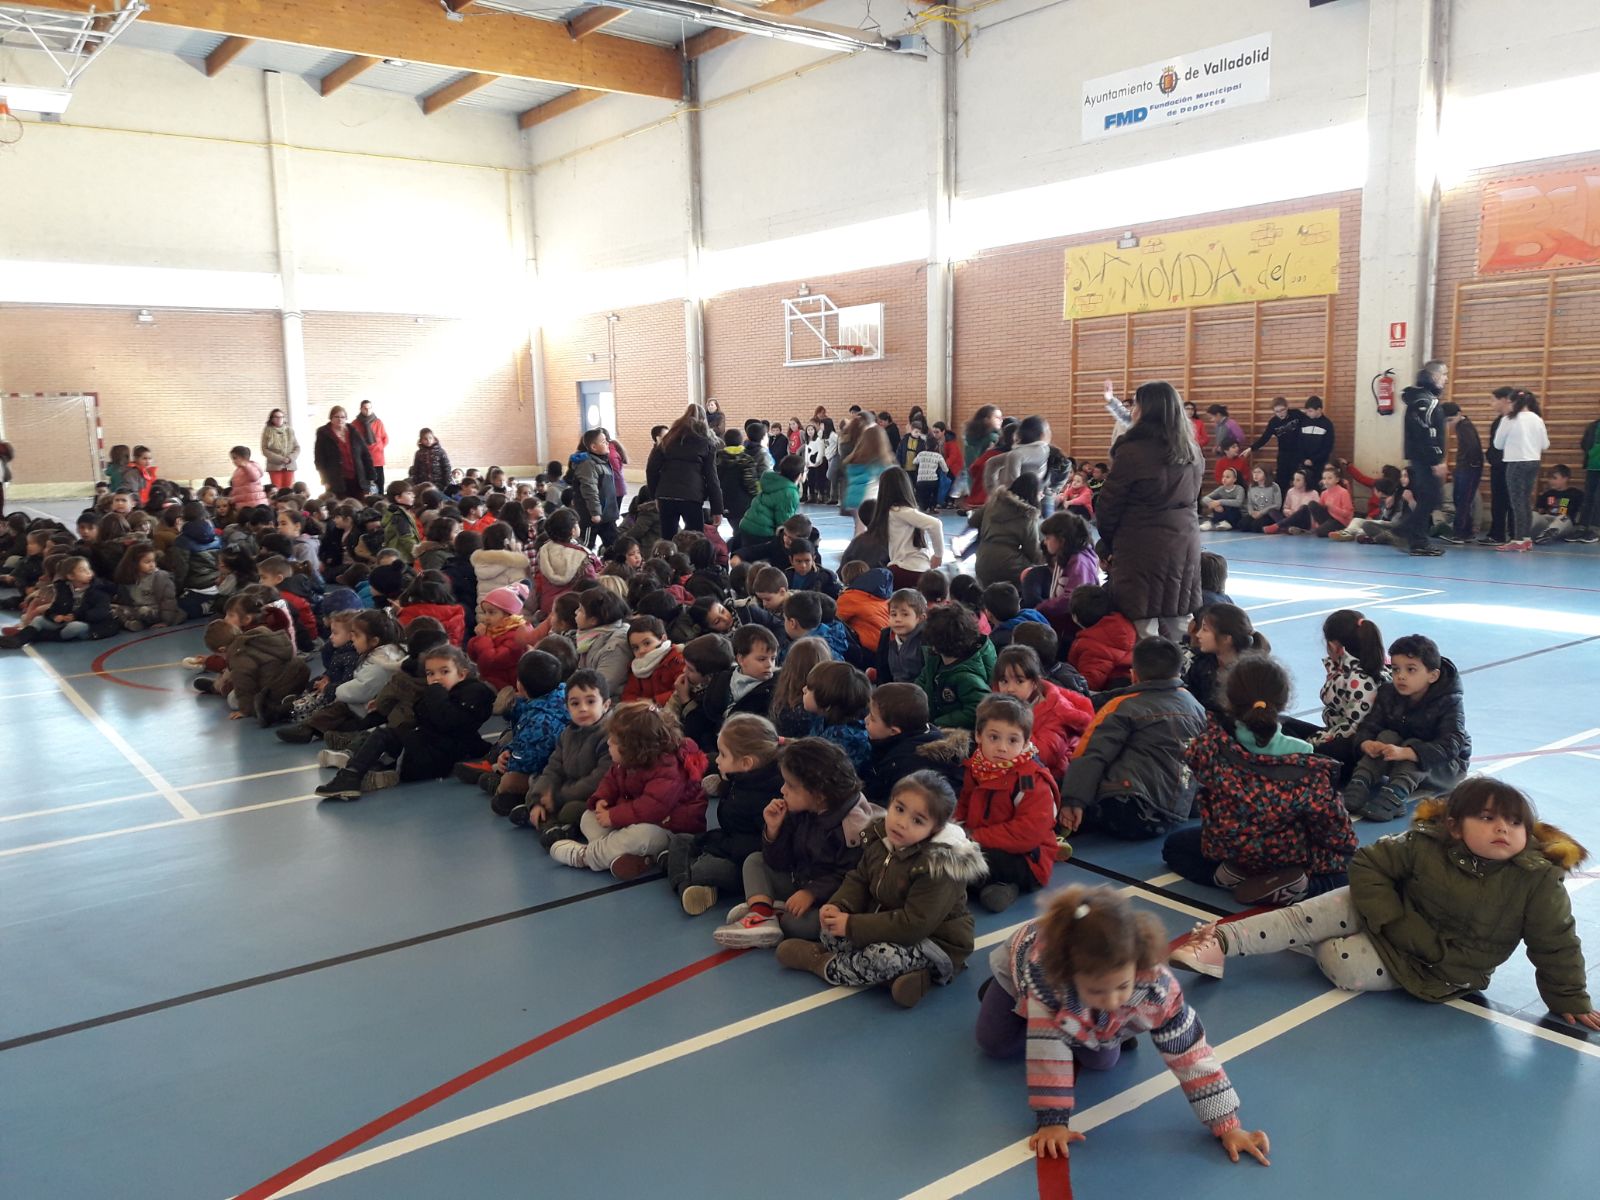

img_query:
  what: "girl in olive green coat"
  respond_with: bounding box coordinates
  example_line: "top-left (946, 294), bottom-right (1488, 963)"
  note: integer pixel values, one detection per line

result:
top-left (775, 770), bottom-right (988, 1009)
top-left (1170, 777), bottom-right (1597, 1029)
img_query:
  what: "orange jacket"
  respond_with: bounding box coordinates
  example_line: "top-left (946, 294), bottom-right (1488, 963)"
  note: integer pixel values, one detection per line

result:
top-left (835, 588), bottom-right (889, 653)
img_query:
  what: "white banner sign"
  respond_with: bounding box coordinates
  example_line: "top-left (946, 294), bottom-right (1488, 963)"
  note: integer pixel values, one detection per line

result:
top-left (1082, 33), bottom-right (1272, 142)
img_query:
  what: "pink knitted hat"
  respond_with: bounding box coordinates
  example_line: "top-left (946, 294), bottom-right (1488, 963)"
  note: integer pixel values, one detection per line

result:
top-left (482, 584), bottom-right (527, 615)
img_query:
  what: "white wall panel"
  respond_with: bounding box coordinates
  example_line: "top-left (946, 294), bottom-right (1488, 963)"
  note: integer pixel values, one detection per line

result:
top-left (957, 0), bottom-right (1370, 200)
top-left (1448, 0), bottom-right (1600, 97)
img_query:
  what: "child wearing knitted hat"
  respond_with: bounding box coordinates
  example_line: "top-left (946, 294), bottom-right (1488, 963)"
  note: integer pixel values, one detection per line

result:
top-left (466, 583), bottom-right (537, 691)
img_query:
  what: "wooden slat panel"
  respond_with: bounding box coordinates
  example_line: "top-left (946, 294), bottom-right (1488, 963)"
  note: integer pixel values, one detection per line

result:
top-left (518, 88), bottom-right (604, 129)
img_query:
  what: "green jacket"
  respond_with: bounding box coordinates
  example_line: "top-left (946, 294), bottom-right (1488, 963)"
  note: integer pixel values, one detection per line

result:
top-left (1350, 797), bottom-right (1590, 1012)
top-left (382, 507), bottom-right (421, 561)
top-left (739, 471), bottom-right (800, 538)
top-left (829, 818), bottom-right (987, 979)
top-left (916, 639), bottom-right (995, 729)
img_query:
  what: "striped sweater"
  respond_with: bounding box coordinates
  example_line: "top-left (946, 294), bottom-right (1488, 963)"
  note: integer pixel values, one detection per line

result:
top-left (1008, 924), bottom-right (1240, 1133)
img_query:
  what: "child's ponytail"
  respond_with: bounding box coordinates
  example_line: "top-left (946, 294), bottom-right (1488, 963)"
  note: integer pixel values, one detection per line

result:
top-left (1205, 602), bottom-right (1270, 656)
top-left (1322, 608), bottom-right (1386, 679)
top-left (351, 609), bottom-right (402, 649)
top-left (1037, 885), bottom-right (1166, 987)
top-left (1224, 653), bottom-right (1293, 750)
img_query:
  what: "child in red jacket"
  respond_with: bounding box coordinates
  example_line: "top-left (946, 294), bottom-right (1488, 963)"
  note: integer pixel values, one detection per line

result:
top-left (621, 615), bottom-right (686, 704)
top-left (396, 575), bottom-right (468, 646)
top-left (957, 695), bottom-right (1060, 913)
top-left (548, 701), bottom-right (708, 881)
top-left (993, 645), bottom-right (1094, 779)
top-left (1066, 585), bottom-right (1135, 690)
top-left (466, 583), bottom-right (538, 692)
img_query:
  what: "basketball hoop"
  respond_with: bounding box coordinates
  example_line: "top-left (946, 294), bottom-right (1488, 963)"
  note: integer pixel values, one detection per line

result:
top-left (833, 344), bottom-right (865, 360)
top-left (0, 102), bottom-right (22, 147)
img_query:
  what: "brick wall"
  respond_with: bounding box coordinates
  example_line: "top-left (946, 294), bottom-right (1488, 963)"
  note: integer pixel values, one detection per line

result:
top-left (0, 305), bottom-right (285, 488)
top-left (541, 301), bottom-right (688, 468)
top-left (1433, 151), bottom-right (1600, 467)
top-left (952, 190), bottom-right (1363, 470)
top-left (302, 312), bottom-right (535, 477)
top-left (704, 261), bottom-right (928, 432)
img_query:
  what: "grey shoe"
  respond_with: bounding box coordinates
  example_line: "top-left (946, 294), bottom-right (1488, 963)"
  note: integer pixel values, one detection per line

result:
top-left (978, 882), bottom-right (1020, 913)
top-left (322, 729), bottom-right (362, 752)
top-left (361, 769), bottom-right (399, 792)
top-left (317, 748), bottom-right (351, 769)
top-left (1342, 777), bottom-right (1374, 817)
top-left (1364, 784), bottom-right (1410, 822)
top-left (123, 619), bottom-right (145, 632)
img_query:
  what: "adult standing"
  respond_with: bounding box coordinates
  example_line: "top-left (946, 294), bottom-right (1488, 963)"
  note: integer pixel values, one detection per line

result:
top-left (409, 428), bottom-right (452, 491)
top-left (1095, 382), bottom-right (1204, 641)
top-left (260, 408), bottom-right (300, 491)
top-left (313, 406), bottom-right (375, 499)
top-left (974, 472), bottom-right (1043, 587)
top-left (1245, 396), bottom-right (1301, 494)
top-left (353, 400), bottom-right (389, 492)
top-left (1492, 387), bottom-right (1550, 553)
top-left (704, 398), bottom-right (726, 438)
top-left (1396, 362), bottom-right (1449, 557)
top-left (645, 404), bottom-right (723, 540)
top-left (1438, 403), bottom-right (1482, 545)
top-left (1482, 386), bottom-right (1514, 545)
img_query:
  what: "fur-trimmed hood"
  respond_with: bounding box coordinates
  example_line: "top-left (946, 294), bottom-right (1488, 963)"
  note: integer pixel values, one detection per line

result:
top-left (917, 728), bottom-right (972, 766)
top-left (1412, 796), bottom-right (1588, 873)
top-left (987, 486), bottom-right (1039, 521)
top-left (538, 540), bottom-right (596, 587)
top-left (470, 547), bottom-right (529, 574)
top-left (919, 820), bottom-right (990, 884)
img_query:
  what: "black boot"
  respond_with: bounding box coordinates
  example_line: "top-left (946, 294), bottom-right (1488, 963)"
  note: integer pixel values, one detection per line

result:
top-left (275, 724), bottom-right (317, 744)
top-left (315, 769), bottom-right (365, 800)
top-left (0, 627), bottom-right (37, 649)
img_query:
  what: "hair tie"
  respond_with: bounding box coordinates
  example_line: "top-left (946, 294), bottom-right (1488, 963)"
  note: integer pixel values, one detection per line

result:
top-left (1073, 903), bottom-right (1090, 919)
top-left (1250, 700), bottom-right (1269, 711)
top-left (1355, 617), bottom-right (1365, 628)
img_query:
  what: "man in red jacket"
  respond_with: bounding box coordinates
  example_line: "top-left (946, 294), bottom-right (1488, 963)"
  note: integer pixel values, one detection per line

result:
top-left (354, 400), bottom-right (390, 492)
top-left (956, 695), bottom-right (1059, 915)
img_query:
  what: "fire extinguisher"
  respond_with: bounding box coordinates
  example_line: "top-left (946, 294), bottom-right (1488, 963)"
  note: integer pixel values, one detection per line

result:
top-left (1372, 369), bottom-right (1396, 415)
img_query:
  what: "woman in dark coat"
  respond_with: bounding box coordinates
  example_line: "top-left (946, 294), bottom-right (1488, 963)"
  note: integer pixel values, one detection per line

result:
top-left (1095, 381), bottom-right (1204, 641)
top-left (645, 405), bottom-right (724, 540)
top-left (704, 398), bottom-right (726, 438)
top-left (313, 406), bottom-right (375, 499)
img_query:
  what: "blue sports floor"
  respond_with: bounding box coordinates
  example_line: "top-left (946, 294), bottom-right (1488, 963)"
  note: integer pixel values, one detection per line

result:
top-left (3, 506), bottom-right (1598, 1199)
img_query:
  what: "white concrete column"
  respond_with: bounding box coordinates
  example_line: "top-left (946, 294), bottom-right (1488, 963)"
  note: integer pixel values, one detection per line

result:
top-left (1352, 0), bottom-right (1447, 464)
top-left (262, 71), bottom-right (312, 433)
top-left (682, 62), bottom-right (708, 411)
top-left (509, 165), bottom-right (550, 466)
top-left (925, 23), bottom-right (956, 428)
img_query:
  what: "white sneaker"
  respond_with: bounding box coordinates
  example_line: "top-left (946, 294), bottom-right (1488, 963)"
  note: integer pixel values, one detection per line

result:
top-left (712, 911), bottom-right (785, 949)
top-left (1199, 520), bottom-right (1215, 531)
top-left (317, 749), bottom-right (350, 769)
top-left (182, 655), bottom-right (207, 669)
top-left (1213, 521), bottom-right (1232, 531)
top-left (548, 839), bottom-right (588, 869)
top-left (725, 901), bottom-right (751, 924)
top-left (1168, 922), bottom-right (1227, 979)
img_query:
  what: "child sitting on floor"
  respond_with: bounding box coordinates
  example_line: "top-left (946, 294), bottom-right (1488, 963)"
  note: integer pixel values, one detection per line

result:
top-left (1164, 654), bottom-right (1357, 906)
top-left (547, 701), bottom-right (708, 880)
top-left (915, 602), bottom-right (994, 729)
top-left (983, 582), bottom-right (1048, 652)
top-left (712, 737), bottom-right (876, 949)
top-left (1288, 608), bottom-right (1388, 780)
top-left (315, 645), bottom-right (494, 799)
top-left (992, 645), bottom-right (1094, 781)
top-left (835, 564), bottom-right (891, 655)
top-left (1170, 777), bottom-right (1596, 1033)
top-left (1065, 585), bottom-right (1135, 691)
top-left (777, 771), bottom-right (986, 1009)
top-left (766, 636), bottom-right (831, 738)
top-left (620, 615), bottom-right (686, 704)
top-left (486, 650), bottom-right (570, 817)
top-left (467, 584), bottom-right (538, 693)
top-left (1183, 603), bottom-right (1268, 715)
top-left (275, 610), bottom-right (406, 743)
top-left (286, 608), bottom-right (362, 726)
top-left (957, 695), bottom-right (1059, 913)
top-left (511, 668), bottom-right (613, 843)
top-left (666, 713), bottom-right (785, 916)
top-left (861, 682), bottom-right (966, 802)
top-left (1062, 637), bottom-right (1208, 842)
top-left (979, 886), bottom-right (1270, 1165)
top-left (112, 541), bottom-right (181, 631)
top-left (874, 587), bottom-right (927, 685)
top-left (684, 624), bottom-right (778, 747)
top-left (1343, 633), bottom-right (1469, 822)
top-left (802, 660), bottom-right (872, 772)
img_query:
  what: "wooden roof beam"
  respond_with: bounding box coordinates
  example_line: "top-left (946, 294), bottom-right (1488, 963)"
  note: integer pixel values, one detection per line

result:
top-left (320, 54), bottom-right (378, 96)
top-left (421, 71), bottom-right (497, 115)
top-left (518, 88), bottom-right (604, 129)
top-left (685, 0), bottom-right (830, 59)
top-left (203, 35), bottom-right (252, 77)
top-left (29, 0), bottom-right (683, 100)
top-left (568, 7), bottom-right (627, 39)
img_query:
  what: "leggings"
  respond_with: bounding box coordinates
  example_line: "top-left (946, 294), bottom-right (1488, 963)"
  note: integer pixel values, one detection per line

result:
top-left (30, 617), bottom-right (90, 640)
top-left (1220, 888), bottom-right (1398, 993)
top-left (657, 499), bottom-right (706, 541)
top-left (741, 851), bottom-right (822, 939)
top-left (269, 470), bottom-right (295, 491)
top-left (819, 931), bottom-right (940, 987)
top-left (974, 972), bottom-right (1123, 1069)
top-left (1283, 501), bottom-right (1344, 537)
top-left (1504, 460), bottom-right (1540, 540)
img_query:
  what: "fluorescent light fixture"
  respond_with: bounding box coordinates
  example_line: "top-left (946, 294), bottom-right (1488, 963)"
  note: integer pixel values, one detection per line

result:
top-left (597, 0), bottom-right (909, 54)
top-left (0, 83), bottom-right (72, 114)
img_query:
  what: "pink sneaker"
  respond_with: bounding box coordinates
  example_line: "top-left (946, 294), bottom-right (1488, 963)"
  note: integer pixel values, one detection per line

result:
top-left (1168, 922), bottom-right (1226, 979)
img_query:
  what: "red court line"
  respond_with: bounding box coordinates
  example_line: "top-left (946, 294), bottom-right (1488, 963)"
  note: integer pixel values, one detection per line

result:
top-left (235, 947), bottom-right (746, 1200)
top-left (89, 626), bottom-right (195, 692)
top-left (1037, 1154), bottom-right (1073, 1198)
top-left (1226, 556), bottom-right (1600, 595)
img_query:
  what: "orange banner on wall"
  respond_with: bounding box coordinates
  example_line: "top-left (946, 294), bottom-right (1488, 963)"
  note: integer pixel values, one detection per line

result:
top-left (1478, 169), bottom-right (1600, 275)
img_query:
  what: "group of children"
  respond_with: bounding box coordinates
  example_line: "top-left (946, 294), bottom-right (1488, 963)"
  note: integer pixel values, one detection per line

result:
top-left (2, 423), bottom-right (1592, 1170)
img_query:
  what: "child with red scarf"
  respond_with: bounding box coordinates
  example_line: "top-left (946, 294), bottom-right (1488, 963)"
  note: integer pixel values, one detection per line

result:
top-left (957, 694), bottom-right (1059, 915)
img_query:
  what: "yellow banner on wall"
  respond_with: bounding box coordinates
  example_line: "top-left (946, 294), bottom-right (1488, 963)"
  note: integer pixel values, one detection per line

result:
top-left (1063, 209), bottom-right (1340, 320)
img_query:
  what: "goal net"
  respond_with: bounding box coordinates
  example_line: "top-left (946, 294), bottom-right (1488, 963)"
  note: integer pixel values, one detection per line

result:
top-left (0, 392), bottom-right (101, 497)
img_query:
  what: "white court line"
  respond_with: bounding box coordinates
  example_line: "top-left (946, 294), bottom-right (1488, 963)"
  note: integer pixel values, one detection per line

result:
top-left (1143, 871), bottom-right (1183, 887)
top-left (0, 687), bottom-right (70, 702)
top-left (900, 988), bottom-right (1360, 1199)
top-left (1253, 588), bottom-right (1443, 628)
top-left (1444, 1000), bottom-right (1600, 1060)
top-left (1486, 728), bottom-right (1600, 776)
top-left (0, 793), bottom-right (317, 859)
top-left (0, 764), bottom-right (320, 825)
top-left (251, 877), bottom-right (1194, 1197)
top-left (22, 645), bottom-right (199, 820)
top-left (60, 660), bottom-right (186, 679)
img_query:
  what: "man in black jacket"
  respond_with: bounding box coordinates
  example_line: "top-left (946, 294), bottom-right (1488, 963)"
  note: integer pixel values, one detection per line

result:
top-left (1439, 402), bottom-right (1484, 545)
top-left (1396, 361), bottom-right (1448, 556)
top-left (1246, 396), bottom-right (1303, 493)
